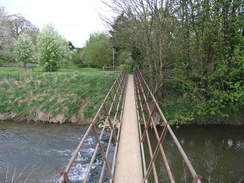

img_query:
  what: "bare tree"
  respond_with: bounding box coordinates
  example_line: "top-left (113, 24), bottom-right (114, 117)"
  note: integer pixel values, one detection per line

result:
top-left (106, 0), bottom-right (178, 92)
top-left (8, 14), bottom-right (39, 41)
top-left (0, 8), bottom-right (39, 64)
top-left (0, 7), bottom-right (14, 62)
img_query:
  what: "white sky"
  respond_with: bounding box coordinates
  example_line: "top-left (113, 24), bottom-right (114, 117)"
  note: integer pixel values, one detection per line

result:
top-left (0, 0), bottom-right (113, 47)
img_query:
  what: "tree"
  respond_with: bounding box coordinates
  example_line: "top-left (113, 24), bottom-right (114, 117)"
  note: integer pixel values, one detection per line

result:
top-left (0, 7), bottom-right (11, 47)
top-left (82, 33), bottom-right (113, 67)
top-left (37, 25), bottom-right (71, 72)
top-left (8, 14), bottom-right (38, 40)
top-left (116, 49), bottom-right (132, 65)
top-left (68, 41), bottom-right (76, 50)
top-left (14, 33), bottom-right (34, 67)
top-left (71, 48), bottom-right (83, 66)
top-left (0, 8), bottom-right (39, 64)
top-left (0, 7), bottom-right (14, 64)
top-left (106, 0), bottom-right (244, 123)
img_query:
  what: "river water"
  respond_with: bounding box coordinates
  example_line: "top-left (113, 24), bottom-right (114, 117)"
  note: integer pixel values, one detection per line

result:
top-left (147, 125), bottom-right (244, 183)
top-left (0, 122), bottom-right (243, 183)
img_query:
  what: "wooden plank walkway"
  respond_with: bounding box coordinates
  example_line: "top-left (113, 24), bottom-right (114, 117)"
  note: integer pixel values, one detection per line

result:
top-left (114, 75), bottom-right (143, 183)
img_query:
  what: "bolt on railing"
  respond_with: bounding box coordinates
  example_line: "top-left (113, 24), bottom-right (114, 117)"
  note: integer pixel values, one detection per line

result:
top-left (134, 68), bottom-right (202, 183)
top-left (58, 71), bottom-right (128, 183)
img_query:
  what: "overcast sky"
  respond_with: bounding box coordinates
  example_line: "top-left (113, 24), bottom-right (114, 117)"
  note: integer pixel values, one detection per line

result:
top-left (1, 0), bottom-right (112, 47)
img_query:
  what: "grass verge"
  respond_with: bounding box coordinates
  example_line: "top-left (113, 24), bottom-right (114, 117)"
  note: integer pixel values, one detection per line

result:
top-left (0, 67), bottom-right (118, 123)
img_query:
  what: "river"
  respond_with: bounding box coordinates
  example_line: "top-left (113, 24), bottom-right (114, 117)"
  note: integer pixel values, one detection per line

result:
top-left (147, 125), bottom-right (244, 182)
top-left (0, 122), bottom-right (243, 183)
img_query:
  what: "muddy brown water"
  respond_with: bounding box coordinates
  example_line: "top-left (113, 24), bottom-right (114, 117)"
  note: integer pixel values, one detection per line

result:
top-left (0, 122), bottom-right (243, 183)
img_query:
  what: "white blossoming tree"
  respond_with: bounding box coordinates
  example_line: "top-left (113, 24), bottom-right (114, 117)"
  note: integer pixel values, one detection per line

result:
top-left (37, 25), bottom-right (71, 72)
top-left (14, 33), bottom-right (34, 67)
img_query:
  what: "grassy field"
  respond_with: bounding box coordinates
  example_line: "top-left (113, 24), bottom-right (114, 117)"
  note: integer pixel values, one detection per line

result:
top-left (0, 67), bottom-right (118, 123)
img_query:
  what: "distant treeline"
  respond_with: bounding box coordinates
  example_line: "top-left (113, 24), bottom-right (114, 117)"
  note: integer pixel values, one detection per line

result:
top-left (108, 0), bottom-right (244, 124)
top-left (0, 7), bottom-right (39, 63)
top-left (0, 7), bottom-right (118, 70)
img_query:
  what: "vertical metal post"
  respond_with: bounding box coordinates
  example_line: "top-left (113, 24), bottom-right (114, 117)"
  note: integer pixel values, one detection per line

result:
top-left (113, 48), bottom-right (115, 71)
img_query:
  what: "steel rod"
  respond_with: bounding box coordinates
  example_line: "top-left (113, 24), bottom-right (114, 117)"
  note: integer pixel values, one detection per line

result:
top-left (58, 71), bottom-right (127, 183)
top-left (137, 68), bottom-right (201, 182)
top-left (135, 71), bottom-right (176, 183)
top-left (83, 75), bottom-right (124, 182)
top-left (135, 74), bottom-right (159, 183)
top-left (99, 74), bottom-right (127, 183)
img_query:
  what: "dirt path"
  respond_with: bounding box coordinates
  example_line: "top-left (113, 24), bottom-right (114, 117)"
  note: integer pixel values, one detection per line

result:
top-left (114, 75), bottom-right (143, 183)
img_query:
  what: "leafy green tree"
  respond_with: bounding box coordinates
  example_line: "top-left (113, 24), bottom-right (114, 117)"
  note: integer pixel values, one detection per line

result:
top-left (37, 25), bottom-right (71, 72)
top-left (117, 50), bottom-right (132, 65)
top-left (71, 48), bottom-right (84, 66)
top-left (0, 8), bottom-right (39, 65)
top-left (14, 33), bottom-right (34, 67)
top-left (82, 33), bottom-right (113, 67)
top-left (108, 0), bottom-right (244, 124)
top-left (0, 7), bottom-right (15, 64)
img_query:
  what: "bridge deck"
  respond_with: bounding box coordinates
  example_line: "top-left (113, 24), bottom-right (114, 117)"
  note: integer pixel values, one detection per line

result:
top-left (114, 75), bottom-right (143, 183)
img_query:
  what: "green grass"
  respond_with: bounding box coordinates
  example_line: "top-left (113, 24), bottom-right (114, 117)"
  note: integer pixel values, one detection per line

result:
top-left (0, 67), bottom-right (119, 123)
top-left (160, 88), bottom-right (244, 125)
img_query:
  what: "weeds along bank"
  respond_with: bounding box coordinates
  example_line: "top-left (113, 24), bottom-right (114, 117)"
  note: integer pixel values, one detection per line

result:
top-left (0, 67), bottom-right (118, 124)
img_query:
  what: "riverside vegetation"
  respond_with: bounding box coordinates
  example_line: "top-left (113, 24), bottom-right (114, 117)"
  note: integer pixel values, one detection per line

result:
top-left (0, 67), bottom-right (118, 123)
top-left (107, 0), bottom-right (244, 125)
top-left (1, 1), bottom-right (243, 125)
top-left (0, 8), bottom-right (119, 124)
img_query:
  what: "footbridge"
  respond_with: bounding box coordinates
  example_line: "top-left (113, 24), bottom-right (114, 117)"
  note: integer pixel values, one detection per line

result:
top-left (59, 68), bottom-right (202, 183)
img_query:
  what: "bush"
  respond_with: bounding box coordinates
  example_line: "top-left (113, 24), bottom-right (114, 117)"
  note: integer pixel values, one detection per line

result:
top-left (118, 64), bottom-right (131, 72)
top-left (0, 54), bottom-right (15, 65)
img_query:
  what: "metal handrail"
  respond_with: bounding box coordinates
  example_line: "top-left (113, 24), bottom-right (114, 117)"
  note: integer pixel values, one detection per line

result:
top-left (58, 68), bottom-right (201, 183)
top-left (134, 67), bottom-right (201, 183)
top-left (58, 71), bottom-right (128, 183)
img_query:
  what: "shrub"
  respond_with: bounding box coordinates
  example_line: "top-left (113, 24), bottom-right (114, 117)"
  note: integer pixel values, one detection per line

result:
top-left (118, 64), bottom-right (131, 72)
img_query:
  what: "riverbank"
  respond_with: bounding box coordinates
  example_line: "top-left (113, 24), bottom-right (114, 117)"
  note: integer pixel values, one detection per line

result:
top-left (0, 67), bottom-right (118, 124)
top-left (160, 92), bottom-right (244, 125)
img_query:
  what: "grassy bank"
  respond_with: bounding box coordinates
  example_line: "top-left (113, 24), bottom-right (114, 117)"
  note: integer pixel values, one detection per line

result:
top-left (160, 90), bottom-right (244, 125)
top-left (0, 67), bottom-right (118, 123)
